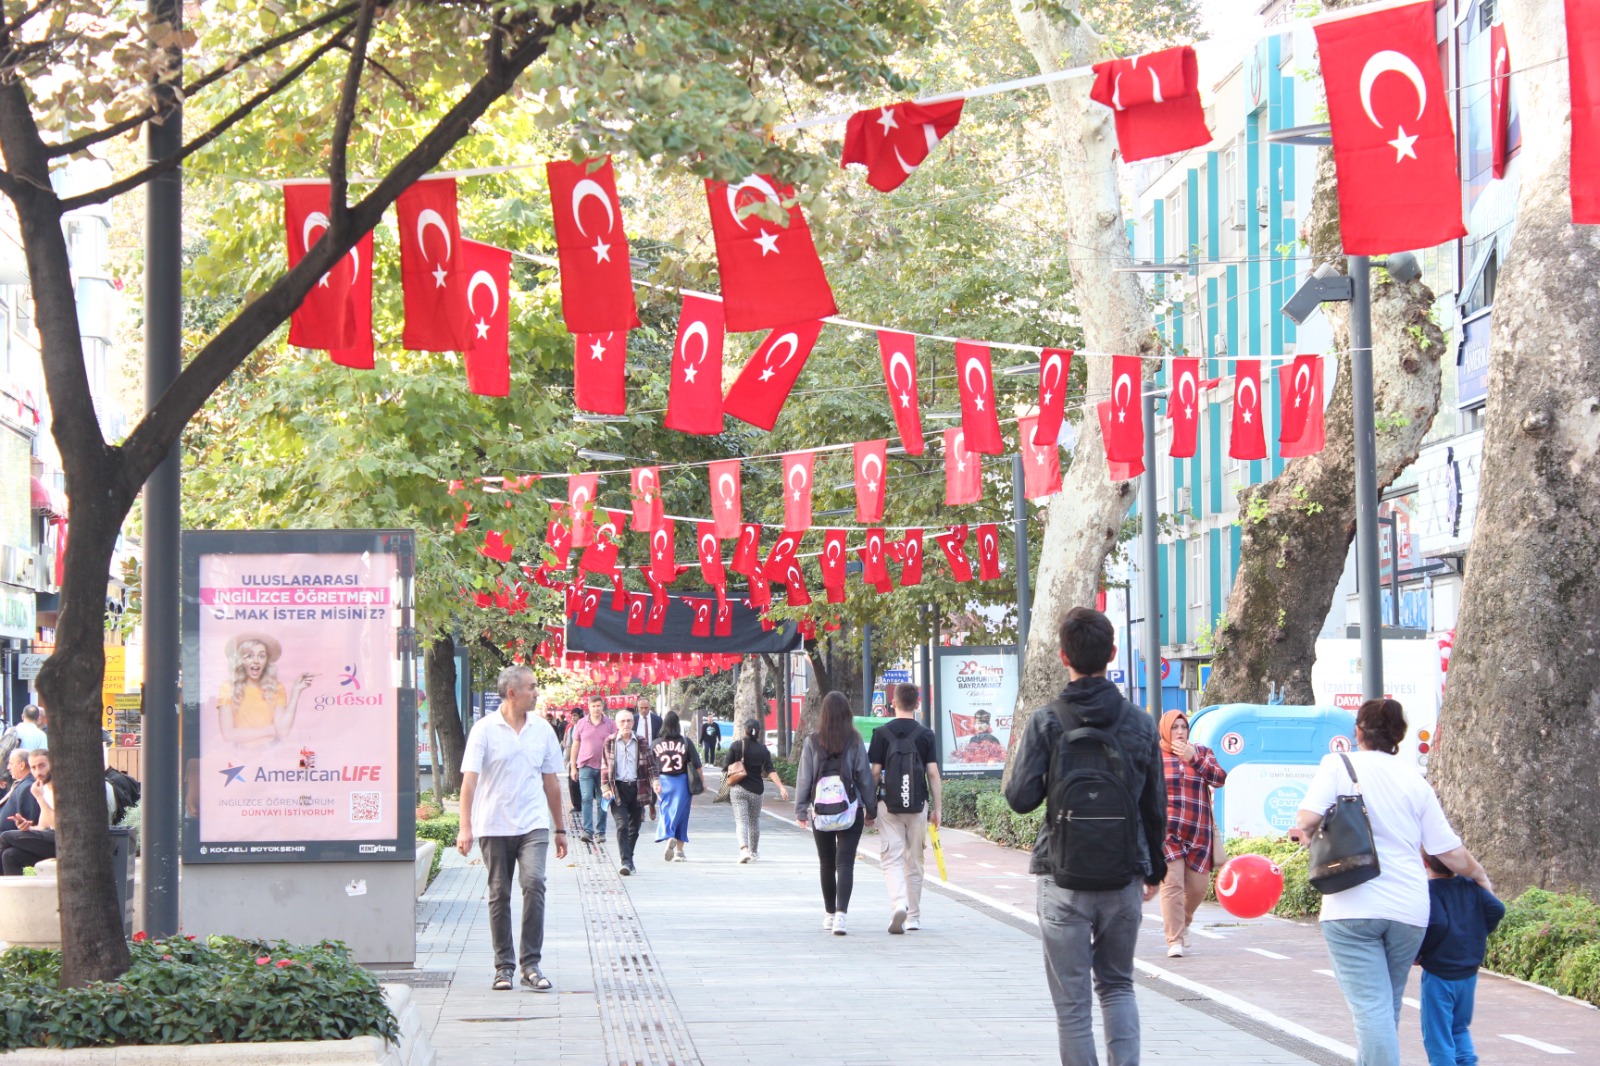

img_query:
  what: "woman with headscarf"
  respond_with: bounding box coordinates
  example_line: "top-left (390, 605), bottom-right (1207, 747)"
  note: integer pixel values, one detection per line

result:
top-left (726, 718), bottom-right (788, 864)
top-left (651, 711), bottom-right (700, 861)
top-left (1158, 709), bottom-right (1226, 958)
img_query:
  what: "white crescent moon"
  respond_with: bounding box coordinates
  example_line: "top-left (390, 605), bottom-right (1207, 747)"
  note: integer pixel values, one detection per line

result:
top-left (861, 452), bottom-right (883, 482)
top-left (637, 469), bottom-right (656, 493)
top-left (1294, 364), bottom-right (1312, 399)
top-left (869, 533), bottom-right (883, 557)
top-left (700, 532), bottom-right (717, 557)
top-left (1216, 868), bottom-right (1240, 897)
top-left (779, 533), bottom-right (797, 555)
top-left (1114, 373), bottom-right (1133, 409)
top-left (963, 357), bottom-right (989, 395)
top-left (888, 351), bottom-right (915, 390)
top-left (788, 463), bottom-right (808, 491)
top-left (302, 211), bottom-right (329, 254)
top-left (725, 175), bottom-right (782, 231)
top-left (717, 473), bottom-right (737, 501)
top-left (983, 532), bottom-right (995, 556)
top-left (569, 178), bottom-right (616, 238)
top-left (1493, 46), bottom-right (1508, 96)
top-left (680, 321), bottom-right (709, 366)
top-left (1041, 353), bottom-right (1063, 392)
top-left (1149, 65), bottom-right (1164, 104)
top-left (953, 431), bottom-right (967, 457)
top-left (467, 270), bottom-right (499, 317)
top-left (1178, 370), bottom-right (1196, 406)
top-left (1359, 50), bottom-right (1428, 129)
top-left (764, 332), bottom-right (801, 370)
top-left (572, 486), bottom-right (591, 508)
top-left (741, 525), bottom-right (757, 548)
top-left (653, 529), bottom-right (667, 551)
top-left (598, 519), bottom-right (617, 541)
top-left (416, 208), bottom-right (452, 263)
top-left (1239, 376), bottom-right (1258, 408)
top-left (826, 540), bottom-right (842, 563)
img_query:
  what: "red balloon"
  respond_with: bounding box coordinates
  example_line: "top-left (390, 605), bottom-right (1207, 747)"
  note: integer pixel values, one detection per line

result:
top-left (1214, 854), bottom-right (1284, 919)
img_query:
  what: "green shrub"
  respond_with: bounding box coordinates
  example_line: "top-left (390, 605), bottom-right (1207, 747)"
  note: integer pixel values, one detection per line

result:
top-left (0, 936), bottom-right (396, 1050)
top-left (941, 779), bottom-right (1000, 829)
top-left (1219, 836), bottom-right (1319, 919)
top-left (772, 756), bottom-right (798, 786)
top-left (415, 812), bottom-right (459, 887)
top-left (975, 792), bottom-right (1045, 849)
top-left (1484, 887), bottom-right (1600, 1004)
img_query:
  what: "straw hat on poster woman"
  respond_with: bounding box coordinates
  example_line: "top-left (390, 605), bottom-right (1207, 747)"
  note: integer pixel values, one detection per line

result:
top-left (216, 631), bottom-right (317, 746)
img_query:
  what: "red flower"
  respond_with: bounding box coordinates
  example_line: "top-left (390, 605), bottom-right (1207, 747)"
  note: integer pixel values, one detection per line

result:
top-left (161, 954), bottom-right (173, 961)
top-left (132, 931), bottom-right (148, 942)
top-left (185, 935), bottom-right (196, 941)
top-left (256, 956), bottom-right (271, 965)
top-left (275, 958), bottom-right (293, 968)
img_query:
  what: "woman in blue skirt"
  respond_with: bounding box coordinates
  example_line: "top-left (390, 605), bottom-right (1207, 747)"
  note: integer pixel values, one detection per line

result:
top-left (651, 711), bottom-right (701, 861)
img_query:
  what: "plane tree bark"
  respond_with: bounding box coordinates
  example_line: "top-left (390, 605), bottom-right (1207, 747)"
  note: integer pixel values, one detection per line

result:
top-left (424, 636), bottom-right (468, 796)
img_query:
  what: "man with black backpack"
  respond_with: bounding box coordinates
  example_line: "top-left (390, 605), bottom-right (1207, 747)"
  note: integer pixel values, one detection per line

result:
top-left (869, 683), bottom-right (942, 934)
top-left (1005, 607), bottom-right (1167, 1066)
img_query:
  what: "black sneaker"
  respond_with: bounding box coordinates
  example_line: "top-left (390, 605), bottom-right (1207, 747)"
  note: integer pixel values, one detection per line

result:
top-left (619, 862), bottom-right (633, 876)
top-left (580, 833), bottom-right (594, 845)
top-left (598, 834), bottom-right (608, 844)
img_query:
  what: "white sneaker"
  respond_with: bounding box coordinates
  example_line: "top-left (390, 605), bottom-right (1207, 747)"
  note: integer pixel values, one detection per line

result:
top-left (889, 907), bottom-right (907, 934)
top-left (664, 841), bottom-right (677, 862)
top-left (674, 844), bottom-right (687, 862)
top-left (823, 912), bottom-right (835, 932)
top-left (1167, 943), bottom-right (1185, 958)
top-left (749, 852), bottom-right (759, 862)
top-left (905, 917), bottom-right (921, 931)
top-left (832, 912), bottom-right (848, 936)
top-left (738, 847), bottom-right (752, 864)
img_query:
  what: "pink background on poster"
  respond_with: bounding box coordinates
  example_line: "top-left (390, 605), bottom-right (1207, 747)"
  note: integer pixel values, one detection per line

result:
top-left (197, 552), bottom-right (399, 843)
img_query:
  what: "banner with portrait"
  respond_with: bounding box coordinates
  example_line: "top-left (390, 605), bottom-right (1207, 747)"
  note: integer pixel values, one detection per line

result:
top-left (935, 646), bottom-right (1017, 777)
top-left (182, 530), bottom-right (415, 864)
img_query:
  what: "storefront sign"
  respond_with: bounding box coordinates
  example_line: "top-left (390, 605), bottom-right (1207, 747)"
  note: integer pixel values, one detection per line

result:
top-left (1457, 310), bottom-right (1490, 409)
top-left (0, 586), bottom-right (33, 640)
top-left (935, 646), bottom-right (1017, 776)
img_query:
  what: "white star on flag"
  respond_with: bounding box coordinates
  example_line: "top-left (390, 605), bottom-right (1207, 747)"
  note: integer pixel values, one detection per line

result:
top-left (898, 391), bottom-right (912, 408)
top-left (1042, 389), bottom-right (1053, 404)
top-left (754, 230), bottom-right (780, 256)
top-left (1243, 409), bottom-right (1253, 423)
top-left (974, 395), bottom-right (985, 412)
top-left (432, 264), bottom-right (448, 288)
top-left (1388, 126), bottom-right (1419, 162)
top-left (592, 238), bottom-right (611, 263)
top-left (1185, 405), bottom-right (1194, 419)
top-left (877, 107), bottom-right (898, 134)
top-left (683, 364), bottom-right (698, 384)
top-left (589, 339), bottom-right (607, 361)
top-left (759, 366), bottom-right (775, 382)
top-left (1117, 410), bottom-right (1126, 422)
top-left (792, 489), bottom-right (803, 501)
top-left (867, 479), bottom-right (878, 492)
top-left (475, 319), bottom-right (490, 340)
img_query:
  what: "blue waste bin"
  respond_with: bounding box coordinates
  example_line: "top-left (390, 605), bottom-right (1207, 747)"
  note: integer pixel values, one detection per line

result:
top-left (1188, 704), bottom-right (1355, 841)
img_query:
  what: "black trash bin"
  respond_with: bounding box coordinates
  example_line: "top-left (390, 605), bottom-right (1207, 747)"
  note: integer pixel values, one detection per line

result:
top-left (108, 825), bottom-right (136, 937)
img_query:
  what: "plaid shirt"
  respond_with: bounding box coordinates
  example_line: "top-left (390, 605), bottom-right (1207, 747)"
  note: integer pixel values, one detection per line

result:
top-left (1163, 746), bottom-right (1227, 871)
top-left (602, 735), bottom-right (658, 806)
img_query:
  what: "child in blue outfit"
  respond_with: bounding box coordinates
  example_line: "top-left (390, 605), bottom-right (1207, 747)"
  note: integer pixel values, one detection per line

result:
top-left (1418, 852), bottom-right (1505, 1066)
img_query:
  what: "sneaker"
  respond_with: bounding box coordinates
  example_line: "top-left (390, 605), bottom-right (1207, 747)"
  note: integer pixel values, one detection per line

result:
top-left (748, 852), bottom-right (759, 862)
top-left (520, 968), bottom-right (552, 992)
top-left (1167, 943), bottom-right (1185, 958)
top-left (664, 840), bottom-right (677, 861)
top-left (598, 834), bottom-right (608, 844)
top-left (624, 860), bottom-right (635, 875)
top-left (889, 907), bottom-right (907, 934)
top-left (580, 833), bottom-right (594, 845)
top-left (1182, 929), bottom-right (1193, 948)
top-left (738, 847), bottom-right (752, 864)
top-left (905, 917), bottom-right (921, 931)
top-left (674, 844), bottom-right (687, 862)
top-left (619, 863), bottom-right (632, 876)
top-left (823, 912), bottom-right (835, 932)
top-left (832, 912), bottom-right (848, 936)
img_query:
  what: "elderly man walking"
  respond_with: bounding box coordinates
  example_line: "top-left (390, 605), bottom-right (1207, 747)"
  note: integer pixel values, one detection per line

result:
top-left (457, 666), bottom-right (568, 992)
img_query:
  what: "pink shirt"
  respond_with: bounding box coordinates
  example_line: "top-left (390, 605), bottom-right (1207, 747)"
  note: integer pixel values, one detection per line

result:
top-left (571, 716), bottom-right (617, 769)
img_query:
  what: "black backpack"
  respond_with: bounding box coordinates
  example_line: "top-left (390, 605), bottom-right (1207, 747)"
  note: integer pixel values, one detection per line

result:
top-left (1045, 699), bottom-right (1142, 891)
top-left (880, 727), bottom-right (928, 815)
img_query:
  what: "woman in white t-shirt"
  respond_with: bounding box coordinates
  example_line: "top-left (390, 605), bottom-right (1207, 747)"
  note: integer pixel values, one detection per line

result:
top-left (1292, 699), bottom-right (1492, 1066)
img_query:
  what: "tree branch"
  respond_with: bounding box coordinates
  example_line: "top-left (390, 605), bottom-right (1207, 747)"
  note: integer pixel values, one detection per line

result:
top-left (328, 0), bottom-right (378, 227)
top-left (335, 42), bottom-right (418, 108)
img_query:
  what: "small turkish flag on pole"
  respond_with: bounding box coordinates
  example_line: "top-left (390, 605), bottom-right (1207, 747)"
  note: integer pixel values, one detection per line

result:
top-left (762, 530), bottom-right (803, 582)
top-left (900, 529), bottom-right (924, 587)
top-left (878, 330), bottom-right (925, 456)
top-left (330, 230), bottom-right (373, 369)
top-left (841, 99), bottom-right (964, 192)
top-left (955, 342), bottom-right (1003, 455)
top-left (696, 523), bottom-right (726, 586)
top-left (630, 466), bottom-right (662, 533)
top-left (397, 178), bottom-right (469, 351)
top-left (1089, 46), bottom-right (1212, 162)
top-left (709, 460), bottom-right (742, 539)
top-left (935, 525), bottom-right (974, 583)
top-left (730, 522), bottom-right (763, 577)
top-left (1314, 1), bottom-right (1465, 252)
top-left (781, 559), bottom-right (812, 607)
top-left (645, 597), bottom-right (668, 634)
top-left (1097, 401), bottom-right (1145, 483)
top-left (626, 593), bottom-right (648, 635)
top-left (1489, 22), bottom-right (1511, 180)
top-left (715, 597), bottom-right (733, 637)
top-left (545, 506), bottom-right (571, 568)
top-left (283, 182), bottom-right (356, 350)
top-left (689, 598), bottom-right (714, 638)
top-left (1568, 0), bottom-right (1600, 222)
top-left (723, 321), bottom-right (824, 431)
top-left (854, 440), bottom-right (888, 523)
top-left (821, 529), bottom-right (848, 590)
top-left (1229, 359), bottom-right (1267, 460)
top-left (1105, 355), bottom-right (1144, 464)
top-left (568, 474), bottom-right (598, 548)
top-left (1019, 416), bottom-right (1062, 499)
top-left (975, 523), bottom-right (1002, 581)
top-left (1278, 355), bottom-right (1328, 458)
top-left (782, 451), bottom-right (815, 533)
top-left (648, 519), bottom-right (677, 586)
top-left (747, 571), bottom-right (771, 608)
top-left (574, 331), bottom-right (628, 415)
top-left (575, 587), bottom-right (603, 628)
top-left (944, 428), bottom-right (982, 505)
top-left (704, 175), bottom-right (836, 332)
top-left (461, 239), bottom-right (512, 397)
top-left (578, 509), bottom-right (624, 576)
top-left (1169, 358), bottom-right (1201, 458)
top-left (1035, 348), bottom-right (1072, 446)
top-left (546, 157), bottom-right (640, 333)
top-left (859, 528), bottom-right (890, 585)
top-left (665, 293), bottom-right (725, 435)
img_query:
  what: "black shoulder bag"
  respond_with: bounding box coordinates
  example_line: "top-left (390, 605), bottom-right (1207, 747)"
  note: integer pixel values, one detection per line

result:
top-left (1308, 753), bottom-right (1382, 894)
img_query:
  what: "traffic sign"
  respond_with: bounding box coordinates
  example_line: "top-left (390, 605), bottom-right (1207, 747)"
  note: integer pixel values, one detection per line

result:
top-left (1107, 668), bottom-right (1126, 684)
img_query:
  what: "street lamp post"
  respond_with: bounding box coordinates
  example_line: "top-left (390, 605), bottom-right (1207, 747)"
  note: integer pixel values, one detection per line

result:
top-left (1140, 391), bottom-right (1163, 718)
top-left (1012, 454), bottom-right (1032, 656)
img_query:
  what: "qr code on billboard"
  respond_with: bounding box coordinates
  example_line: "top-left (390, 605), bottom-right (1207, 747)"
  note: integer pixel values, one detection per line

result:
top-left (350, 791), bottom-right (382, 823)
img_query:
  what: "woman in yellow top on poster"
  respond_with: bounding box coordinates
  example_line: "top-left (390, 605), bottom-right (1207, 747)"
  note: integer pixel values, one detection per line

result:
top-left (217, 633), bottom-right (315, 745)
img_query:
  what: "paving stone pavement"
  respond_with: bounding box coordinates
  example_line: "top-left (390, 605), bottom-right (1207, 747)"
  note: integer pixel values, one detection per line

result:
top-left (405, 779), bottom-right (1331, 1065)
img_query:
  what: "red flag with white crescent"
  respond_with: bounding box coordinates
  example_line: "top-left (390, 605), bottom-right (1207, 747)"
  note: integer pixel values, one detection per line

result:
top-left (854, 439), bottom-right (888, 523)
top-left (730, 522), bottom-right (763, 577)
top-left (578, 509), bottom-right (625, 576)
top-left (704, 175), bottom-right (836, 332)
top-left (1277, 354), bottom-right (1327, 458)
top-left (283, 182), bottom-right (356, 350)
top-left (1034, 347), bottom-right (1072, 446)
top-left (626, 593), bottom-right (647, 635)
top-left (630, 466), bottom-right (662, 533)
top-left (821, 529), bottom-right (848, 590)
top-left (545, 505), bottom-right (572, 568)
top-left (1169, 358), bottom-right (1201, 458)
top-left (545, 157), bottom-right (641, 333)
top-left (1229, 359), bottom-right (1267, 460)
top-left (1489, 22), bottom-right (1511, 180)
top-left (747, 570), bottom-right (771, 608)
top-left (723, 321), bottom-right (824, 431)
top-left (649, 519), bottom-right (677, 586)
top-left (900, 529), bottom-right (924, 587)
top-left (878, 330), bottom-right (925, 455)
top-left (782, 451), bottom-right (815, 533)
top-left (1105, 355), bottom-right (1144, 463)
top-left (781, 560), bottom-right (812, 607)
top-left (1314, 1), bottom-right (1464, 253)
top-left (688, 597), bottom-right (714, 638)
top-left (481, 530), bottom-right (513, 563)
top-left (665, 293), bottom-right (725, 435)
top-left (610, 570), bottom-right (627, 610)
top-left (325, 226), bottom-right (374, 370)
top-left (567, 474), bottom-right (598, 548)
top-left (944, 428), bottom-right (982, 506)
top-left (841, 99), bottom-right (964, 192)
top-left (1019, 415), bottom-right (1062, 499)
top-left (1088, 46), bottom-right (1212, 162)
top-left (574, 331), bottom-right (628, 415)
top-left (798, 616), bottom-right (818, 641)
top-left (859, 527), bottom-right (890, 585)
top-left (714, 597), bottom-right (733, 638)
top-left (709, 460), bottom-right (743, 540)
top-left (461, 239), bottom-right (511, 397)
top-left (575, 586), bottom-right (603, 627)
top-left (955, 341), bottom-right (1003, 455)
top-left (696, 522), bottom-right (726, 586)
top-left (1097, 401), bottom-right (1144, 483)
top-left (1568, 0), bottom-right (1600, 222)
top-left (396, 177), bottom-right (469, 351)
top-left (935, 525), bottom-right (973, 583)
top-left (645, 597), bottom-right (668, 634)
top-left (762, 529), bottom-right (803, 582)
top-left (976, 523), bottom-right (1001, 581)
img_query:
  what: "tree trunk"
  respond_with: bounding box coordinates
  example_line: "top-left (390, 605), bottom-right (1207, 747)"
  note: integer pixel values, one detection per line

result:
top-left (1432, 0), bottom-right (1600, 895)
top-left (733, 656), bottom-right (762, 728)
top-left (794, 641), bottom-right (832, 752)
top-left (424, 636), bottom-right (467, 797)
top-left (1005, 0), bottom-right (1162, 783)
top-left (1202, 145), bottom-right (1446, 705)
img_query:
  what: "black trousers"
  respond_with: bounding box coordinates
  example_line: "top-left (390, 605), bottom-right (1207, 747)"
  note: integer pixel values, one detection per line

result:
top-left (567, 774), bottom-right (583, 814)
top-left (0, 828), bottom-right (55, 876)
top-left (702, 739), bottom-right (718, 765)
top-left (611, 786), bottom-right (644, 865)
top-left (812, 809), bottom-right (865, 914)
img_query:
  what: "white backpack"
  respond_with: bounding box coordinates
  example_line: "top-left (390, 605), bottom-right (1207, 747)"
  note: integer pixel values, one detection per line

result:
top-left (811, 744), bottom-right (860, 831)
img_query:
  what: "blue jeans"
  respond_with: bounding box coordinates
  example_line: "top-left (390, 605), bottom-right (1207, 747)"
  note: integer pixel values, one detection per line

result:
top-left (1420, 971), bottom-right (1478, 1065)
top-left (1037, 878), bottom-right (1143, 1066)
top-left (578, 766), bottom-right (606, 836)
top-left (1321, 918), bottom-right (1427, 1066)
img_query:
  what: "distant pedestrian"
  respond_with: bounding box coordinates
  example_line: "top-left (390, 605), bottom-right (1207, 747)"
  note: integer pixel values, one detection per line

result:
top-left (564, 706), bottom-right (582, 817)
top-left (1004, 607), bottom-right (1167, 1066)
top-left (568, 697), bottom-right (617, 845)
top-left (1158, 710), bottom-right (1227, 957)
top-left (725, 718), bottom-right (787, 864)
top-left (699, 715), bottom-right (721, 766)
top-left (796, 691), bottom-right (876, 936)
top-left (869, 683), bottom-right (941, 933)
top-left (14, 706), bottom-right (45, 751)
top-left (651, 711), bottom-right (700, 861)
top-left (637, 697), bottom-right (664, 748)
top-left (602, 709), bottom-right (657, 877)
top-left (457, 666), bottom-right (567, 992)
top-left (1418, 851), bottom-right (1504, 1066)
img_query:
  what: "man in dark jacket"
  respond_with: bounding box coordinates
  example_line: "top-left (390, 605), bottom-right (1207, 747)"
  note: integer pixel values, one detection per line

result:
top-left (1004, 606), bottom-right (1167, 1066)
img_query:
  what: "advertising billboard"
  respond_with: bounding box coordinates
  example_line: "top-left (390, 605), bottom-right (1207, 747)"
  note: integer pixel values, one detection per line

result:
top-left (935, 646), bottom-right (1017, 776)
top-left (182, 530), bottom-right (415, 863)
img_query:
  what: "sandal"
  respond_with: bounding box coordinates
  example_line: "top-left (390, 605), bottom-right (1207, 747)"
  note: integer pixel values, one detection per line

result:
top-left (521, 968), bottom-right (552, 992)
top-left (492, 972), bottom-right (514, 991)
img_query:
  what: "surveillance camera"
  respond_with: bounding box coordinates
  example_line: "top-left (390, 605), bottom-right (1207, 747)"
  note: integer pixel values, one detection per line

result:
top-left (1385, 252), bottom-right (1421, 283)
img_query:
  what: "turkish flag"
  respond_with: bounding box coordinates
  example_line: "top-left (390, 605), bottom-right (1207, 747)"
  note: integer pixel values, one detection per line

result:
top-left (944, 427), bottom-right (982, 506)
top-left (1169, 358), bottom-right (1201, 458)
top-left (821, 529), bottom-right (848, 589)
top-left (545, 506), bottom-right (572, 568)
top-left (859, 528), bottom-right (890, 585)
top-left (610, 570), bottom-right (627, 611)
top-left (461, 240), bottom-right (512, 397)
top-left (568, 474), bottom-right (598, 548)
top-left (1278, 354), bottom-right (1327, 458)
top-left (1490, 23), bottom-right (1512, 180)
top-left (665, 293), bottom-right (725, 435)
top-left (575, 587), bottom-right (603, 627)
top-left (900, 529), bottom-right (924, 587)
top-left (1569, 0), bottom-right (1600, 222)
top-left (780, 560), bottom-right (812, 607)
top-left (696, 522), bottom-right (726, 585)
top-left (841, 99), bottom-right (964, 192)
top-left (1097, 401), bottom-right (1145, 483)
top-left (397, 178), bottom-right (469, 351)
top-left (976, 523), bottom-right (1001, 581)
top-left (1105, 355), bottom-right (1144, 463)
top-left (854, 439), bottom-right (888, 522)
top-left (626, 593), bottom-right (647, 635)
top-left (730, 522), bottom-right (763, 576)
top-left (798, 617), bottom-right (818, 641)
top-left (704, 175), bottom-right (836, 332)
top-left (708, 460), bottom-right (742, 539)
top-left (782, 451), bottom-right (815, 532)
top-left (747, 571), bottom-right (771, 608)
top-left (723, 321), bottom-right (824, 431)
top-left (529, 563), bottom-right (558, 589)
top-left (645, 598), bottom-right (668, 634)
top-left (283, 183), bottom-right (356, 350)
top-left (715, 598), bottom-right (733, 638)
top-left (630, 466), bottom-right (662, 533)
top-left (955, 341), bottom-right (1003, 455)
top-left (878, 330), bottom-right (925, 455)
top-left (1035, 347), bottom-right (1072, 446)
top-left (825, 581), bottom-right (847, 605)
top-left (546, 157), bottom-right (640, 333)
top-left (574, 331), bottom-right (628, 415)
top-left (1088, 46), bottom-right (1211, 162)
top-left (936, 525), bottom-right (973, 582)
top-left (329, 229), bottom-right (374, 369)
top-left (648, 519), bottom-right (677, 586)
top-left (1229, 359), bottom-right (1267, 460)
top-left (688, 598), bottom-right (714, 638)
top-left (1019, 416), bottom-right (1062, 499)
top-left (578, 509), bottom-right (625, 576)
top-left (481, 530), bottom-right (513, 563)
top-left (1315, 1), bottom-right (1464, 253)
top-left (563, 583), bottom-right (581, 619)
top-left (762, 529), bottom-right (803, 582)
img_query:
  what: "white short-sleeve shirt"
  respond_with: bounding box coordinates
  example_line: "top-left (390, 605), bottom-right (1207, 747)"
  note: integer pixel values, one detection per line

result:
top-left (461, 712), bottom-right (565, 838)
top-left (1298, 750), bottom-right (1462, 927)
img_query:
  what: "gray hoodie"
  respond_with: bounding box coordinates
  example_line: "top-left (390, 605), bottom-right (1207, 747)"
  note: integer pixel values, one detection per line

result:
top-left (794, 734), bottom-right (877, 824)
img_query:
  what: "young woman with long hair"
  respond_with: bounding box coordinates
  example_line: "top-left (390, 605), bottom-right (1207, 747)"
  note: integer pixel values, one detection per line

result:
top-left (794, 691), bottom-right (876, 935)
top-left (651, 711), bottom-right (700, 861)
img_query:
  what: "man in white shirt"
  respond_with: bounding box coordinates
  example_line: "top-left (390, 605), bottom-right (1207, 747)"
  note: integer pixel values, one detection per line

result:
top-left (14, 706), bottom-right (46, 751)
top-left (457, 666), bottom-right (568, 992)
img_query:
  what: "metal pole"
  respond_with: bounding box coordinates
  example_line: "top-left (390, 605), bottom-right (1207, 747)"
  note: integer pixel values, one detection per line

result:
top-left (919, 605), bottom-right (933, 727)
top-left (1123, 580), bottom-right (1136, 703)
top-left (1382, 514), bottom-right (1401, 627)
top-left (780, 651), bottom-right (792, 758)
top-left (140, 0), bottom-right (182, 939)
top-left (861, 623), bottom-right (873, 715)
top-left (1140, 392), bottom-right (1163, 718)
top-left (1012, 454), bottom-right (1031, 654)
top-left (1349, 255), bottom-right (1384, 700)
